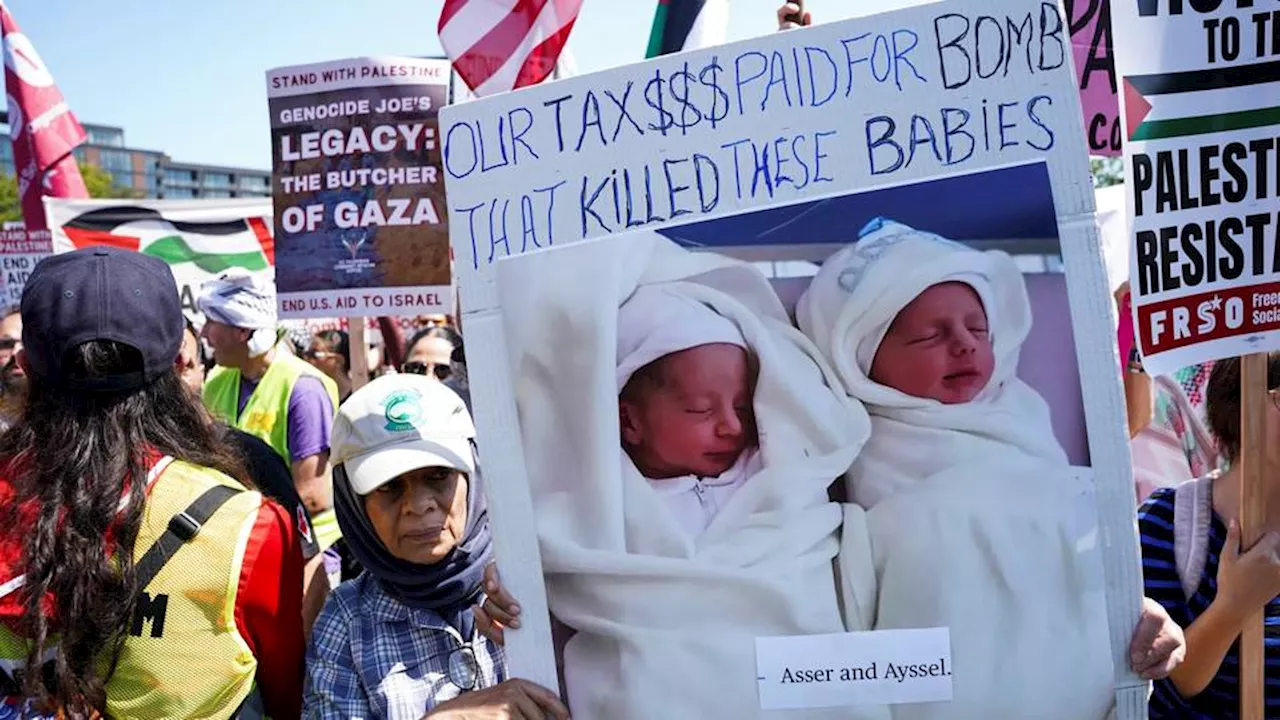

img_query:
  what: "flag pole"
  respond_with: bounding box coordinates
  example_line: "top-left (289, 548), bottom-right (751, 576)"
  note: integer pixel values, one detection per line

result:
top-left (348, 318), bottom-right (370, 391)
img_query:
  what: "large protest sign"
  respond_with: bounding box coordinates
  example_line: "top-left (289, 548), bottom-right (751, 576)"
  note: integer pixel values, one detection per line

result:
top-left (1114, 0), bottom-right (1280, 376)
top-left (44, 197), bottom-right (274, 324)
top-left (443, 0), bottom-right (1143, 716)
top-left (266, 57), bottom-right (452, 319)
top-left (1113, 2), bottom-right (1280, 714)
top-left (0, 225), bottom-right (51, 307)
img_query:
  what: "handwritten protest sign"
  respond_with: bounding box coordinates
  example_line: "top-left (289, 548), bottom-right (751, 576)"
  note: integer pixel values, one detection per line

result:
top-left (0, 226), bottom-right (50, 307)
top-left (854, 0), bottom-right (1119, 156)
top-left (267, 57), bottom-right (452, 319)
top-left (443, 0), bottom-right (1144, 716)
top-left (448, 6), bottom-right (1080, 277)
top-left (1065, 0), bottom-right (1119, 156)
top-left (1114, 0), bottom-right (1280, 376)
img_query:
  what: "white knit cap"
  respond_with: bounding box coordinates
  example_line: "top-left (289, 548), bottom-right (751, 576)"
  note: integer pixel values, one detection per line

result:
top-left (616, 285), bottom-right (746, 392)
top-left (797, 217), bottom-right (1031, 406)
top-left (853, 270), bottom-right (997, 375)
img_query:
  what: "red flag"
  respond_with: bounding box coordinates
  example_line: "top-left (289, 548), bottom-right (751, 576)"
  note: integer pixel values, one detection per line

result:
top-left (1, 3), bottom-right (87, 231)
top-left (438, 0), bottom-right (582, 97)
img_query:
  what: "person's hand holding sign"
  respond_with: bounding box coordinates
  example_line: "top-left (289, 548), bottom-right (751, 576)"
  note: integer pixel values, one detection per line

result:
top-left (1129, 597), bottom-right (1185, 680)
top-left (1215, 522), bottom-right (1280, 622)
top-left (1165, 521), bottom-right (1280, 697)
top-left (776, 1), bottom-right (810, 30)
top-left (474, 563), bottom-right (523, 646)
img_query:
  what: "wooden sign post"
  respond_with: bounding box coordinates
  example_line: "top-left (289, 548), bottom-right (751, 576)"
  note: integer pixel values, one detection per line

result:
top-left (1239, 353), bottom-right (1269, 719)
top-left (348, 318), bottom-right (370, 392)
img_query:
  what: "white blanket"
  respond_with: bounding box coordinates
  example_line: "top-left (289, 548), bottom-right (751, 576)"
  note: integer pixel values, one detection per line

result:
top-left (796, 220), bottom-right (1115, 719)
top-left (644, 450), bottom-right (760, 539)
top-left (496, 231), bottom-right (887, 720)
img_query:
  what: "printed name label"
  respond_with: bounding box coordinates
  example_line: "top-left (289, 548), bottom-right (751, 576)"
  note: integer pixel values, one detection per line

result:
top-left (756, 627), bottom-right (953, 710)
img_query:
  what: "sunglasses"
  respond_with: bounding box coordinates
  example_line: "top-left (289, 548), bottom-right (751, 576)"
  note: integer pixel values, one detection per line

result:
top-left (403, 361), bottom-right (451, 380)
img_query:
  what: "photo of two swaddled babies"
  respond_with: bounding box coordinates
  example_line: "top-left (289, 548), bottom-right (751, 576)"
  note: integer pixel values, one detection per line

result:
top-left (597, 217), bottom-right (1112, 718)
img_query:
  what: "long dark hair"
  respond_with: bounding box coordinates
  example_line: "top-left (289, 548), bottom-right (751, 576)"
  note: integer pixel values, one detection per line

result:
top-left (0, 340), bottom-right (247, 717)
top-left (405, 326), bottom-right (460, 365)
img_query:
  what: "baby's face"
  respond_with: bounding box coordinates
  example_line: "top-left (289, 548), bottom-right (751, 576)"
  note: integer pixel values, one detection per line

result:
top-left (620, 343), bottom-right (757, 479)
top-left (869, 282), bottom-right (995, 404)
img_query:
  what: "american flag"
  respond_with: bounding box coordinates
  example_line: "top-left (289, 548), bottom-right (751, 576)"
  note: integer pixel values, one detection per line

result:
top-left (438, 0), bottom-right (582, 98)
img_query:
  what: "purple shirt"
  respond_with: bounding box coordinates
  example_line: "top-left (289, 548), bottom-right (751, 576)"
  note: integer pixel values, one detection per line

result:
top-left (237, 374), bottom-right (334, 463)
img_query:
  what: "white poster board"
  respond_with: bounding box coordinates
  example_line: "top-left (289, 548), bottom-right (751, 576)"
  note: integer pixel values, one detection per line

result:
top-left (1113, 0), bottom-right (1280, 375)
top-left (442, 0), bottom-right (1143, 715)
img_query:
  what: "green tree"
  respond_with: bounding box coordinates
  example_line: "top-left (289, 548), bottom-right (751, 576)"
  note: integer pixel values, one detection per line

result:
top-left (1091, 156), bottom-right (1124, 188)
top-left (0, 174), bottom-right (18, 224)
top-left (0, 160), bottom-right (139, 225)
top-left (79, 162), bottom-right (141, 200)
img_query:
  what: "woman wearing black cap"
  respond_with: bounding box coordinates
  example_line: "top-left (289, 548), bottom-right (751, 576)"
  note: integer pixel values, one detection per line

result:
top-left (0, 247), bottom-right (305, 719)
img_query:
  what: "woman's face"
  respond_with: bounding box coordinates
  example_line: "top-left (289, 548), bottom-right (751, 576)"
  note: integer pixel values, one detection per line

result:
top-left (406, 336), bottom-right (455, 381)
top-left (364, 466), bottom-right (469, 564)
top-left (306, 335), bottom-right (346, 380)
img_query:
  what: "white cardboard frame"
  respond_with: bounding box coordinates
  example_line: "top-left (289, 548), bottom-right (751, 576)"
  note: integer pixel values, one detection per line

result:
top-left (442, 0), bottom-right (1145, 715)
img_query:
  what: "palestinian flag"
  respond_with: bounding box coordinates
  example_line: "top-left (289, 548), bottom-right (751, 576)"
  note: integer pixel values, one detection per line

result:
top-left (59, 205), bottom-right (273, 272)
top-left (646, 0), bottom-right (729, 58)
top-left (43, 197), bottom-right (275, 321)
top-left (1123, 58), bottom-right (1280, 142)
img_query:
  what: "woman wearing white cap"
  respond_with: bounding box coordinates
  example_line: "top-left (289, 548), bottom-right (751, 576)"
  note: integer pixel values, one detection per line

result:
top-left (304, 374), bottom-right (567, 720)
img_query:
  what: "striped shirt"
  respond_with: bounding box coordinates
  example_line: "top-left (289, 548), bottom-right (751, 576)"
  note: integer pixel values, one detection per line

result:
top-left (305, 574), bottom-right (506, 720)
top-left (1138, 487), bottom-right (1280, 718)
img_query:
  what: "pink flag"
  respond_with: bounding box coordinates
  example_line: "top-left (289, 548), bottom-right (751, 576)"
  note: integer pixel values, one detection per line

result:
top-left (1, 3), bottom-right (87, 231)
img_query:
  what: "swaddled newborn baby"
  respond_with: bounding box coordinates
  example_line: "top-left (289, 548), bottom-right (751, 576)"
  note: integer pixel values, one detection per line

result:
top-left (617, 285), bottom-right (761, 538)
top-left (797, 218), bottom-right (1114, 719)
top-left (498, 231), bottom-right (892, 720)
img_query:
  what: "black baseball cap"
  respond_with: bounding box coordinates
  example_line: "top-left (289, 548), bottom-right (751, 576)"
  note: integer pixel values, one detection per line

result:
top-left (21, 246), bottom-right (183, 392)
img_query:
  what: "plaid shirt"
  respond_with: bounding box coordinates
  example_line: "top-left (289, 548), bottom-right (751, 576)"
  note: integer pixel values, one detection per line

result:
top-left (305, 574), bottom-right (506, 720)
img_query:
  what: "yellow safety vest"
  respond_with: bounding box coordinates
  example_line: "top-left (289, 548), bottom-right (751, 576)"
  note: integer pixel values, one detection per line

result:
top-left (204, 351), bottom-right (342, 550)
top-left (0, 458), bottom-right (267, 719)
top-left (203, 352), bottom-right (339, 466)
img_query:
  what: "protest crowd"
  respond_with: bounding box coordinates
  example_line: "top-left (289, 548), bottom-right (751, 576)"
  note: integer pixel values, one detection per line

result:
top-left (0, 0), bottom-right (1277, 718)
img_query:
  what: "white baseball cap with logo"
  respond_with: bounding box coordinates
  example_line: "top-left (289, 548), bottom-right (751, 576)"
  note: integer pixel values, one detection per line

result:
top-left (331, 374), bottom-right (476, 495)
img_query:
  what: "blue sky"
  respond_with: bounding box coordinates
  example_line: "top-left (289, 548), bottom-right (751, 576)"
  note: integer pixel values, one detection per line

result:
top-left (9, 0), bottom-right (870, 172)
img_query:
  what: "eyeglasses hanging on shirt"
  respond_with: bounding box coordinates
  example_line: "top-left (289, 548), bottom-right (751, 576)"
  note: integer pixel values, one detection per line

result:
top-left (446, 641), bottom-right (481, 691)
